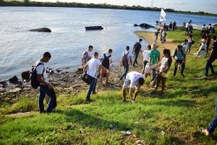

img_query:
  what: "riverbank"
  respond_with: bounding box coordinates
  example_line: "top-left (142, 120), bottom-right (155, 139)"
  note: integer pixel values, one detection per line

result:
top-left (1, 28), bottom-right (217, 144)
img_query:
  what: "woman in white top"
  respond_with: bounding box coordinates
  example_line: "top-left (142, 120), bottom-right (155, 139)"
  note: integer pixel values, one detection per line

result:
top-left (194, 39), bottom-right (207, 58)
top-left (186, 34), bottom-right (193, 54)
top-left (151, 49), bottom-right (172, 95)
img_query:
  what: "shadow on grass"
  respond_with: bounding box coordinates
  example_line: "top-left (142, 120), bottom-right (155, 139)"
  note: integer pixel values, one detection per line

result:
top-left (64, 109), bottom-right (132, 131)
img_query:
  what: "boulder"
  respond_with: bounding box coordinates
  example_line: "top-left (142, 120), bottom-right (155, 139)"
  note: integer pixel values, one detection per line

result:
top-left (29, 27), bottom-right (52, 32)
top-left (21, 70), bottom-right (30, 82)
top-left (9, 76), bottom-right (19, 84)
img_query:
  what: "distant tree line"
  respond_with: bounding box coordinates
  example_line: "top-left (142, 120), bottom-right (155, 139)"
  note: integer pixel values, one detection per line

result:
top-left (0, 0), bottom-right (216, 17)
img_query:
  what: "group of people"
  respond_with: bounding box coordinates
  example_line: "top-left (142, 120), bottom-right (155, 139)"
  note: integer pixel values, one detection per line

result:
top-left (31, 22), bottom-right (217, 138)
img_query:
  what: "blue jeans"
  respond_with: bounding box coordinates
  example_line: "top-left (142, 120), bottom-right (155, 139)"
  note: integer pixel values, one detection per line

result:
top-left (39, 85), bottom-right (57, 113)
top-left (86, 78), bottom-right (97, 100)
top-left (205, 57), bottom-right (216, 76)
top-left (120, 65), bottom-right (129, 80)
top-left (133, 52), bottom-right (139, 66)
top-left (186, 43), bottom-right (192, 53)
top-left (207, 98), bottom-right (217, 134)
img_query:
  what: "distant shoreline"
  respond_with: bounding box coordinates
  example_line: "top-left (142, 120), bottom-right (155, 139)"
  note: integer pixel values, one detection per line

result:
top-left (1, 1), bottom-right (217, 17)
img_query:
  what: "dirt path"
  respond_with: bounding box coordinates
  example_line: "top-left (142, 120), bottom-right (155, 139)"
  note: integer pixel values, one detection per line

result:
top-left (135, 31), bottom-right (177, 55)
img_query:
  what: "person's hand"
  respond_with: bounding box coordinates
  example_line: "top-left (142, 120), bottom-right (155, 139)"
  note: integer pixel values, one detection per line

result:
top-left (107, 69), bottom-right (110, 74)
top-left (48, 84), bottom-right (53, 90)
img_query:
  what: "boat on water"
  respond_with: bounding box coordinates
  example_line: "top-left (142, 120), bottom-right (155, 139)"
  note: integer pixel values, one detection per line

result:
top-left (85, 26), bottom-right (103, 31)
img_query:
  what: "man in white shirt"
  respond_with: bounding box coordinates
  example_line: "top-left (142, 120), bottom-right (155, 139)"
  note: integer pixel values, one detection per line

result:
top-left (35, 52), bottom-right (57, 113)
top-left (120, 46), bottom-right (132, 81)
top-left (122, 71), bottom-right (145, 103)
top-left (84, 52), bottom-right (109, 103)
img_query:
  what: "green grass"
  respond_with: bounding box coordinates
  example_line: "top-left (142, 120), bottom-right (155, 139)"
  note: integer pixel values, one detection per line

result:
top-left (0, 28), bottom-right (217, 145)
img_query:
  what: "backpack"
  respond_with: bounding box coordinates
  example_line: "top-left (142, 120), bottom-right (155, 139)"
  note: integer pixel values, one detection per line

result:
top-left (30, 63), bottom-right (43, 89)
top-left (102, 54), bottom-right (111, 68)
top-left (174, 48), bottom-right (184, 57)
top-left (133, 42), bottom-right (141, 53)
top-left (122, 52), bottom-right (129, 67)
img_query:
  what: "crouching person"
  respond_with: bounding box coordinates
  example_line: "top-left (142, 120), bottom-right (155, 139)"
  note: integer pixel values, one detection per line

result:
top-left (122, 71), bottom-right (145, 103)
top-left (151, 49), bottom-right (172, 95)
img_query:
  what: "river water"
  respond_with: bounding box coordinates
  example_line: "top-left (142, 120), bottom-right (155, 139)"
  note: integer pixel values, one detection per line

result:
top-left (0, 7), bottom-right (217, 80)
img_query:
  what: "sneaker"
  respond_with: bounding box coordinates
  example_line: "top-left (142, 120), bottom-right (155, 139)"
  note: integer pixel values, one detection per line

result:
top-left (181, 74), bottom-right (185, 78)
top-left (131, 100), bottom-right (136, 104)
top-left (200, 127), bottom-right (209, 136)
top-left (86, 99), bottom-right (94, 103)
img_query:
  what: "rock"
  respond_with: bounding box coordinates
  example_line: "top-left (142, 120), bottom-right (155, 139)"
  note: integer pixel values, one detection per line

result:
top-left (77, 67), bottom-right (83, 72)
top-left (29, 27), bottom-right (51, 32)
top-left (134, 24), bottom-right (139, 27)
top-left (21, 70), bottom-right (30, 81)
top-left (73, 84), bottom-right (82, 88)
top-left (139, 23), bottom-right (156, 29)
top-left (9, 88), bottom-right (21, 93)
top-left (0, 81), bottom-right (7, 88)
top-left (0, 87), bottom-right (5, 92)
top-left (9, 76), bottom-right (19, 84)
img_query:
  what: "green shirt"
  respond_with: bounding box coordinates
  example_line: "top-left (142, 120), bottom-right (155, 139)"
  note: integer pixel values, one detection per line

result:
top-left (149, 49), bottom-right (160, 65)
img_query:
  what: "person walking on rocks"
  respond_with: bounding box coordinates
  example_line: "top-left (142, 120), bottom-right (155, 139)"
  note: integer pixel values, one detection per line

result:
top-left (100, 49), bottom-right (113, 84)
top-left (84, 52), bottom-right (109, 103)
top-left (81, 45), bottom-right (94, 72)
top-left (122, 71), bottom-right (145, 103)
top-left (133, 39), bottom-right (142, 67)
top-left (35, 52), bottom-right (57, 113)
top-left (120, 46), bottom-right (132, 81)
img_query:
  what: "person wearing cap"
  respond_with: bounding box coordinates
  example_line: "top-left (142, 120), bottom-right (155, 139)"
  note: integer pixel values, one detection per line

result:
top-left (122, 71), bottom-right (145, 103)
top-left (172, 45), bottom-right (186, 77)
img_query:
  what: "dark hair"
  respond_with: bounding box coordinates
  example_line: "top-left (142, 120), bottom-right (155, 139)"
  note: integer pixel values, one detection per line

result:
top-left (126, 46), bottom-right (130, 50)
top-left (138, 78), bottom-right (144, 86)
top-left (212, 35), bottom-right (216, 40)
top-left (163, 49), bottom-right (171, 57)
top-left (108, 49), bottom-right (113, 53)
top-left (89, 45), bottom-right (93, 48)
top-left (184, 39), bottom-right (188, 42)
top-left (94, 52), bottom-right (98, 57)
top-left (43, 52), bottom-right (51, 58)
top-left (148, 45), bottom-right (151, 49)
top-left (139, 38), bottom-right (142, 42)
top-left (178, 45), bottom-right (182, 49)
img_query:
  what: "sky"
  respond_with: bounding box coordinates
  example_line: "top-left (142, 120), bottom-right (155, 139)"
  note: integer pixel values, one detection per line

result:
top-left (31, 0), bottom-right (217, 14)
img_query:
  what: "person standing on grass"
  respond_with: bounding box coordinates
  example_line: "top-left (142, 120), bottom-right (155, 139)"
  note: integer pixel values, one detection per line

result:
top-left (205, 35), bottom-right (217, 77)
top-left (35, 52), bottom-right (57, 113)
top-left (120, 46), bottom-right (132, 81)
top-left (81, 45), bottom-right (94, 72)
top-left (142, 45), bottom-right (151, 75)
top-left (182, 39), bottom-right (188, 54)
top-left (150, 49), bottom-right (172, 95)
top-left (201, 97), bottom-right (217, 136)
top-left (186, 34), bottom-right (193, 54)
top-left (122, 71), bottom-right (145, 103)
top-left (84, 52), bottom-right (109, 103)
top-left (173, 45), bottom-right (186, 77)
top-left (100, 49), bottom-right (113, 84)
top-left (145, 44), bottom-right (160, 86)
top-left (133, 38), bottom-right (142, 67)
